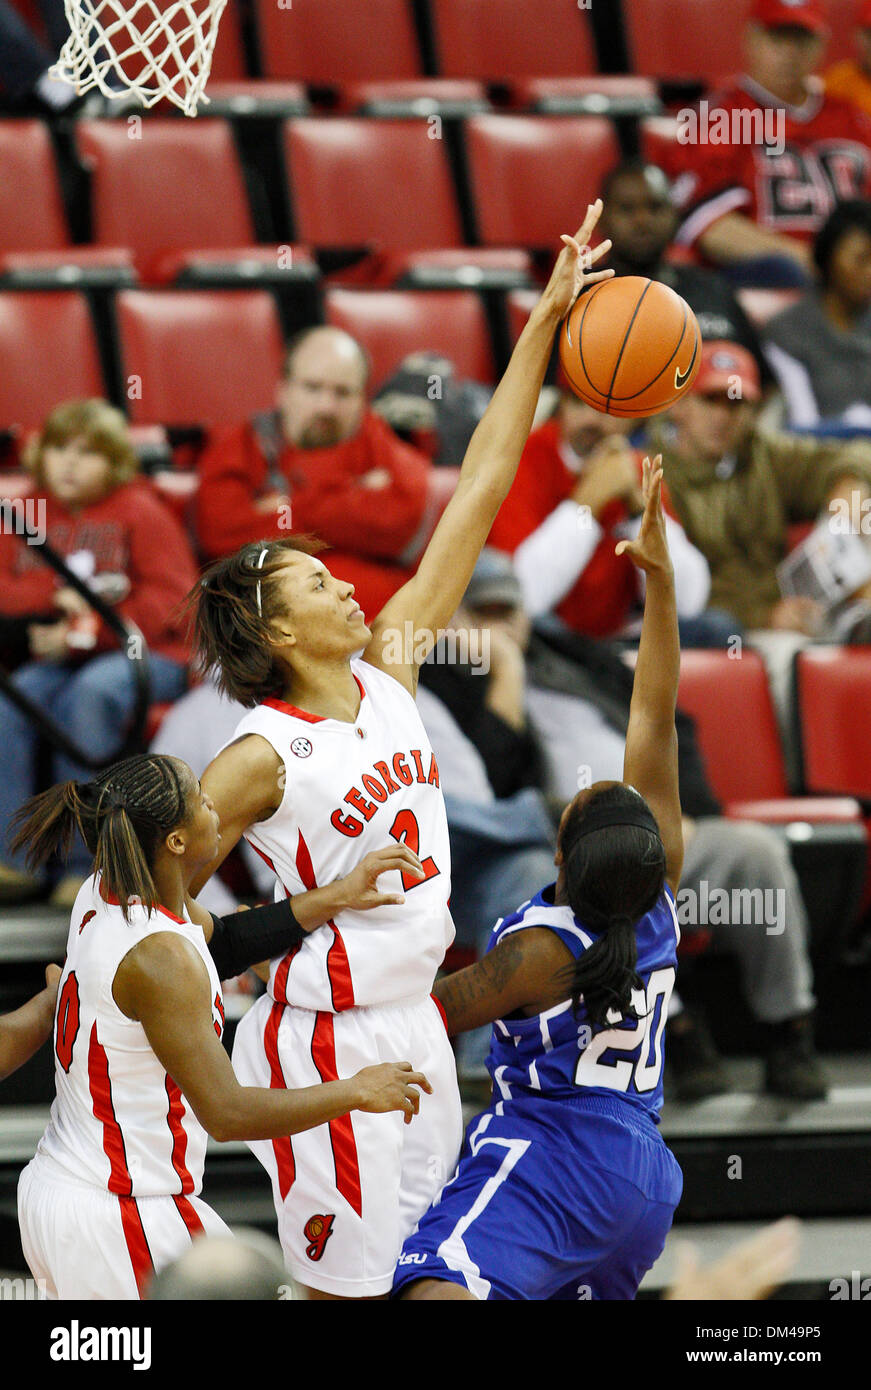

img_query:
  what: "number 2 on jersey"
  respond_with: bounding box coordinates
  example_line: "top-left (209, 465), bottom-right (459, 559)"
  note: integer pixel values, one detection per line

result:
top-left (388, 810), bottom-right (440, 892)
top-left (574, 967), bottom-right (675, 1094)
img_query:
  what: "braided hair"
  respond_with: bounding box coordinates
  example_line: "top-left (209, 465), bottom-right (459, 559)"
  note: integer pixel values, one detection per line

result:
top-left (557, 784), bottom-right (667, 1026)
top-left (10, 755), bottom-right (189, 921)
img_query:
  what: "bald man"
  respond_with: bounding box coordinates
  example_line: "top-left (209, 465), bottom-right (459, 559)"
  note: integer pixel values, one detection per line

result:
top-left (196, 326), bottom-right (432, 615)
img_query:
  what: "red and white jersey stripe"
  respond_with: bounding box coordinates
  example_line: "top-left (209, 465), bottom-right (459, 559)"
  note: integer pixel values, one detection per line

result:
top-left (36, 875), bottom-right (224, 1197)
top-left (225, 657), bottom-right (455, 1012)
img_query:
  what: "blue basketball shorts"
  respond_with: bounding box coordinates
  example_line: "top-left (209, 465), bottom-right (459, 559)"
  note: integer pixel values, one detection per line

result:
top-left (392, 1092), bottom-right (683, 1301)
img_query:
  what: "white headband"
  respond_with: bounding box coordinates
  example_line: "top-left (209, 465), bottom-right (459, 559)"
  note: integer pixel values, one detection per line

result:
top-left (254, 545), bottom-right (268, 617)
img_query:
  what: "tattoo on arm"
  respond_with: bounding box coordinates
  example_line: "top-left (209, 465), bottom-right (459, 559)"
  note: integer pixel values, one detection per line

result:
top-left (436, 933), bottom-right (528, 1031)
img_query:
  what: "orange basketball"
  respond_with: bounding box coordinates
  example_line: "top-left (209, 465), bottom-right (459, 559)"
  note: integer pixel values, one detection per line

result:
top-left (558, 276), bottom-right (701, 418)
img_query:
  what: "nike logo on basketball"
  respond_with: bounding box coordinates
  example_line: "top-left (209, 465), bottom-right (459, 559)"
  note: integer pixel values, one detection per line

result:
top-left (674, 341), bottom-right (699, 391)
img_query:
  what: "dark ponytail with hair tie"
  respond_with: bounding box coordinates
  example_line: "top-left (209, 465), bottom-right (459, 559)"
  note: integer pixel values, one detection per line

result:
top-left (10, 756), bottom-right (189, 922)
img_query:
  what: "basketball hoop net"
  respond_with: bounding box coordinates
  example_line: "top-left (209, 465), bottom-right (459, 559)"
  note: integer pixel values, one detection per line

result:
top-left (49, 0), bottom-right (228, 117)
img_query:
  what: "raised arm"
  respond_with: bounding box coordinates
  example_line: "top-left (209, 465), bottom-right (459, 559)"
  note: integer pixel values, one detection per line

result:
top-left (616, 457), bottom-right (683, 892)
top-left (363, 204), bottom-right (614, 694)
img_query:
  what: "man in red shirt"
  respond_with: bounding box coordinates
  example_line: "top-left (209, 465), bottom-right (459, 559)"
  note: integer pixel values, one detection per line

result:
top-left (195, 325), bottom-right (432, 619)
top-left (669, 0), bottom-right (871, 279)
top-left (487, 387), bottom-right (716, 643)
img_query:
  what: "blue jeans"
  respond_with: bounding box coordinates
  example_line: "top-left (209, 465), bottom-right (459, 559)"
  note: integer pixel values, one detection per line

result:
top-left (0, 651), bottom-right (187, 877)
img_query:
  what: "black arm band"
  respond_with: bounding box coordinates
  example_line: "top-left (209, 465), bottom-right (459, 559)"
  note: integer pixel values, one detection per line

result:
top-left (207, 900), bottom-right (307, 981)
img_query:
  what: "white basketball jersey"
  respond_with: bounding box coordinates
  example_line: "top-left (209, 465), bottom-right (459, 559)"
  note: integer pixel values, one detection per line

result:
top-left (37, 875), bottom-right (225, 1198)
top-left (226, 656), bottom-right (454, 1012)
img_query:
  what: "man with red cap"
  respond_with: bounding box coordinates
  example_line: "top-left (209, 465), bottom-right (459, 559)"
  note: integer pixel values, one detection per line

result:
top-left (825, 0), bottom-right (871, 116)
top-left (667, 0), bottom-right (871, 279)
top-left (649, 339), bottom-right (871, 634)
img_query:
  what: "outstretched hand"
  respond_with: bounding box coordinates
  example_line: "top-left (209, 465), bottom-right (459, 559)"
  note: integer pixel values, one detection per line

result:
top-left (542, 199), bottom-right (615, 320)
top-left (614, 455), bottom-right (673, 581)
top-left (338, 845), bottom-right (426, 911)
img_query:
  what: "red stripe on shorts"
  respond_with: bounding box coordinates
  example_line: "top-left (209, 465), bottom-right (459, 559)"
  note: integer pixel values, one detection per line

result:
top-left (87, 1022), bottom-right (132, 1196)
top-left (310, 1011), bottom-right (363, 1218)
top-left (165, 1076), bottom-right (195, 1194)
top-left (173, 1193), bottom-right (205, 1239)
top-left (431, 992), bottom-right (449, 1034)
top-left (118, 1196), bottom-right (154, 1299)
top-left (264, 1001), bottom-right (296, 1201)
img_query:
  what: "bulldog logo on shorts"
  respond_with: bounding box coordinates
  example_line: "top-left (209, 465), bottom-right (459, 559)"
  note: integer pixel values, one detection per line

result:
top-left (304, 1213), bottom-right (335, 1262)
top-left (290, 737), bottom-right (313, 758)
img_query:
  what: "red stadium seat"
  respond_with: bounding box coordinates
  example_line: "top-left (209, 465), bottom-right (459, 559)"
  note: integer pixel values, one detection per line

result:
top-left (677, 648), bottom-right (864, 823)
top-left (623, 0), bottom-right (752, 84)
top-left (207, 0), bottom-right (249, 79)
top-left (283, 118), bottom-right (464, 251)
top-left (74, 119), bottom-right (260, 282)
top-left (678, 650), bottom-right (789, 805)
top-left (254, 0), bottom-right (422, 82)
top-left (0, 292), bottom-right (105, 430)
top-left (796, 647), bottom-right (871, 798)
top-left (509, 76), bottom-right (660, 117)
top-left (505, 287), bottom-right (539, 345)
top-left (0, 122), bottom-right (138, 289)
top-left (115, 290), bottom-right (285, 428)
top-left (325, 288), bottom-right (495, 391)
top-left (0, 121), bottom-right (68, 253)
top-left (464, 115), bottom-right (620, 248)
top-left (430, 0), bottom-right (596, 79)
top-left (339, 78), bottom-right (490, 116)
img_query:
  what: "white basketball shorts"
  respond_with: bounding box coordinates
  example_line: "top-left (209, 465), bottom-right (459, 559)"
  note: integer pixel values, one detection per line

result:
top-left (18, 1154), bottom-right (231, 1300)
top-left (232, 991), bottom-right (463, 1298)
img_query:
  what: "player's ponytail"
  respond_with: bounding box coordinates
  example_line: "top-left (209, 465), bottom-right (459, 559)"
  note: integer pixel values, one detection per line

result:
top-left (10, 755), bottom-right (189, 921)
top-left (557, 784), bottom-right (667, 1027)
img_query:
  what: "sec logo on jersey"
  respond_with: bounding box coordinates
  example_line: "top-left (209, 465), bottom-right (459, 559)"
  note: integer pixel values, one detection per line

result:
top-left (290, 737), bottom-right (313, 758)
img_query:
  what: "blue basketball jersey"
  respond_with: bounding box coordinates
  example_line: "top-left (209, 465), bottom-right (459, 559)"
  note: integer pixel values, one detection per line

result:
top-left (484, 883), bottom-right (680, 1120)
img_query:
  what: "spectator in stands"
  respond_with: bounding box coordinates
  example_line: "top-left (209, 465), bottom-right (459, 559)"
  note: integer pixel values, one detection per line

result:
top-left (458, 551), bottom-right (829, 1101)
top-left (651, 339), bottom-right (871, 637)
top-left (0, 0), bottom-right (76, 112)
top-left (0, 400), bottom-right (197, 908)
top-left (486, 383), bottom-right (720, 645)
top-left (0, 0), bottom-right (127, 113)
top-left (668, 0), bottom-right (871, 283)
top-left (649, 341), bottom-right (871, 757)
top-left (600, 160), bottom-right (768, 379)
top-left (763, 199), bottom-right (871, 428)
top-left (195, 325), bottom-right (433, 620)
top-left (373, 352), bottom-right (493, 468)
top-left (825, 0), bottom-right (871, 117)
